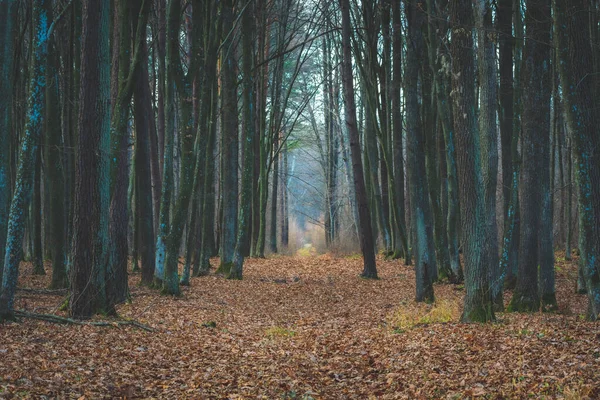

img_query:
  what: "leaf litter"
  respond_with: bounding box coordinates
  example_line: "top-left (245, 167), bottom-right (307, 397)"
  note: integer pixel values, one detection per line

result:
top-left (1, 253), bottom-right (599, 399)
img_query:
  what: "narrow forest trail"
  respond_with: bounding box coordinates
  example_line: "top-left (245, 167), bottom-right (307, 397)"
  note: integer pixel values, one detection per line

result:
top-left (1, 255), bottom-right (599, 398)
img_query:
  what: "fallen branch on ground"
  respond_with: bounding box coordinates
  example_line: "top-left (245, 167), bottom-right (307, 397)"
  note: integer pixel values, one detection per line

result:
top-left (17, 287), bottom-right (68, 295)
top-left (13, 310), bottom-right (156, 332)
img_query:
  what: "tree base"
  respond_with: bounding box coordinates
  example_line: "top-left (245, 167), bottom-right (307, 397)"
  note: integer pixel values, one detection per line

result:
top-left (215, 262), bottom-right (232, 276)
top-left (227, 270), bottom-right (243, 280)
top-left (0, 310), bottom-right (16, 323)
top-left (49, 274), bottom-right (69, 290)
top-left (503, 276), bottom-right (517, 290)
top-left (507, 292), bottom-right (539, 313)
top-left (493, 293), bottom-right (505, 312)
top-left (461, 304), bottom-right (494, 323)
top-left (360, 271), bottom-right (379, 279)
top-left (541, 293), bottom-right (558, 312)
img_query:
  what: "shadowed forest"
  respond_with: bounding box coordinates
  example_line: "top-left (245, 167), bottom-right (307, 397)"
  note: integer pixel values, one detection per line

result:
top-left (0, 0), bottom-right (599, 398)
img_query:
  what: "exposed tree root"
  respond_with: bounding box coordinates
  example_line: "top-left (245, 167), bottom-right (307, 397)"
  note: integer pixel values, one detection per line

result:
top-left (17, 288), bottom-right (67, 295)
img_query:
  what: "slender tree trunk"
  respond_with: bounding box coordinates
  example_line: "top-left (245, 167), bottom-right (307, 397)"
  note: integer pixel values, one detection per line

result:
top-left (476, 0), bottom-right (501, 310)
top-left (32, 149), bottom-right (44, 275)
top-left (0, 0), bottom-right (49, 320)
top-left (44, 7), bottom-right (68, 287)
top-left (0, 0), bottom-right (17, 286)
top-left (230, 0), bottom-right (255, 279)
top-left (405, 0), bottom-right (434, 302)
top-left (133, 40), bottom-right (157, 286)
top-left (339, 0), bottom-right (377, 278)
top-left (218, 0), bottom-right (239, 274)
top-left (391, 0), bottom-right (409, 264)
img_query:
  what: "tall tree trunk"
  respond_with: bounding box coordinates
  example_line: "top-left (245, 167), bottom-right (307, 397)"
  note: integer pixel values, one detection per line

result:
top-left (69, 0), bottom-right (112, 319)
top-left (405, 0), bottom-right (435, 302)
top-left (133, 40), bottom-right (156, 286)
top-left (0, 0), bottom-right (17, 286)
top-left (554, 0), bottom-right (600, 320)
top-left (509, 0), bottom-right (552, 313)
top-left (109, 0), bottom-right (150, 304)
top-left (339, 0), bottom-right (377, 278)
top-left (500, 0), bottom-right (523, 289)
top-left (0, 0), bottom-right (49, 320)
top-left (44, 6), bottom-right (68, 287)
top-left (230, 0), bottom-right (255, 279)
top-left (218, 0), bottom-right (239, 274)
top-left (450, 0), bottom-right (494, 322)
top-left (476, 0), bottom-right (501, 310)
top-left (391, 0), bottom-right (409, 264)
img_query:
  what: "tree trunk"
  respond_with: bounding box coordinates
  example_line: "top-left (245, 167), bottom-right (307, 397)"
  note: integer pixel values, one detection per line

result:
top-left (476, 0), bottom-right (501, 310)
top-left (339, 0), bottom-right (377, 278)
top-left (405, 0), bottom-right (435, 302)
top-left (554, 0), bottom-right (600, 319)
top-left (509, 0), bottom-right (552, 313)
top-left (69, 0), bottom-right (112, 319)
top-left (133, 39), bottom-right (157, 286)
top-left (218, 0), bottom-right (239, 274)
top-left (229, 0), bottom-right (255, 279)
top-left (450, 0), bottom-right (494, 322)
top-left (0, 0), bottom-right (17, 286)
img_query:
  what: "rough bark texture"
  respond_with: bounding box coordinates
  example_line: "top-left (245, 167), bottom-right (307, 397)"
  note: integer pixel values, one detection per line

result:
top-left (509, 0), bottom-right (552, 313)
top-left (449, 0), bottom-right (494, 323)
top-left (69, 0), bottom-right (112, 319)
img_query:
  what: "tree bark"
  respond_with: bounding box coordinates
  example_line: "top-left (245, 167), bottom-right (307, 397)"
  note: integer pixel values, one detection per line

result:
top-left (69, 0), bottom-right (112, 319)
top-left (449, 0), bottom-right (494, 322)
top-left (339, 0), bottom-right (377, 279)
top-left (509, 0), bottom-right (552, 313)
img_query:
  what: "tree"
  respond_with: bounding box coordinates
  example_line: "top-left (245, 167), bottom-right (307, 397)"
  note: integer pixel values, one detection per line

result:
top-left (405, 0), bottom-right (434, 302)
top-left (0, 0), bottom-right (17, 288)
top-left (339, 0), bottom-right (377, 279)
top-left (70, 0), bottom-right (112, 319)
top-left (0, 0), bottom-right (49, 321)
top-left (217, 0), bottom-right (239, 274)
top-left (133, 38), bottom-right (156, 286)
top-left (475, 0), bottom-right (501, 309)
top-left (508, 0), bottom-right (552, 313)
top-left (229, 0), bottom-right (256, 280)
top-left (449, 0), bottom-right (494, 322)
top-left (44, 0), bottom-right (68, 287)
top-left (554, 0), bottom-right (600, 320)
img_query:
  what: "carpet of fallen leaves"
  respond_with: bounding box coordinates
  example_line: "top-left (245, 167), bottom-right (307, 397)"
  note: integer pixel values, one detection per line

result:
top-left (1, 253), bottom-right (600, 399)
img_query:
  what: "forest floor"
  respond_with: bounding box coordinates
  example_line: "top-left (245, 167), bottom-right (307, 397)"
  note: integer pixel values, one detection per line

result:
top-left (1, 253), bottom-right (599, 399)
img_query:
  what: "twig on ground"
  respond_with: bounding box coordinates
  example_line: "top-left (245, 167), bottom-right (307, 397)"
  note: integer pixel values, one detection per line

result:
top-left (13, 310), bottom-right (156, 332)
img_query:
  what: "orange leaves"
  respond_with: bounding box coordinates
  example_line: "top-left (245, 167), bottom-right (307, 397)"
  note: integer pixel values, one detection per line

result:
top-left (1, 256), bottom-right (599, 398)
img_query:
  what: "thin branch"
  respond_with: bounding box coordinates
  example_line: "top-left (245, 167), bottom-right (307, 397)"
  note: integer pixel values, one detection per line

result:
top-left (13, 310), bottom-right (156, 332)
